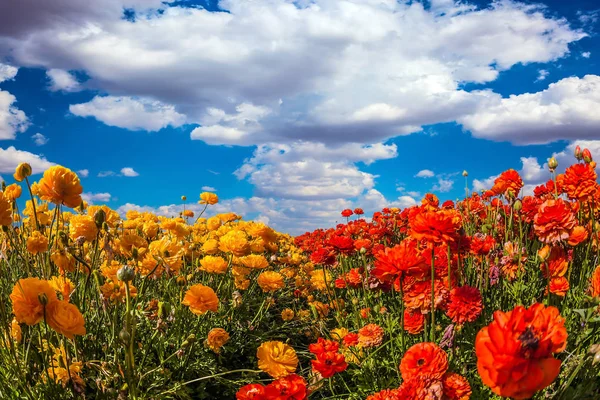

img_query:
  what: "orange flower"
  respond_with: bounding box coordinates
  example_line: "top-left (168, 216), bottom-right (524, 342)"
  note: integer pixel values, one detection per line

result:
top-left (206, 328), bottom-right (230, 354)
top-left (13, 163), bottom-right (32, 182)
top-left (533, 199), bottom-right (577, 244)
top-left (49, 276), bottom-right (75, 300)
top-left (542, 247), bottom-right (568, 278)
top-left (69, 214), bottom-right (99, 242)
top-left (10, 278), bottom-right (58, 325)
top-left (590, 265), bottom-right (600, 297)
top-left (366, 389), bottom-right (401, 400)
top-left (38, 166), bottom-right (83, 208)
top-left (475, 303), bottom-right (567, 399)
top-left (26, 230), bottom-right (48, 254)
top-left (400, 342), bottom-right (448, 381)
top-left (199, 192), bottom-right (219, 205)
top-left (491, 169), bottom-right (523, 197)
top-left (4, 183), bottom-right (22, 201)
top-left (560, 163), bottom-right (597, 200)
top-left (568, 225), bottom-right (588, 246)
top-left (0, 192), bottom-right (13, 226)
top-left (182, 284), bottom-right (219, 315)
top-left (445, 286), bottom-right (483, 325)
top-left (442, 372), bottom-right (472, 400)
top-left (372, 240), bottom-right (429, 282)
top-left (257, 271), bottom-right (285, 293)
top-left (240, 254), bottom-right (269, 269)
top-left (410, 210), bottom-right (461, 244)
top-left (403, 309), bottom-right (425, 335)
top-left (357, 324), bottom-right (384, 348)
top-left (199, 256), bottom-right (229, 274)
top-left (549, 276), bottom-right (569, 297)
top-left (46, 300), bottom-right (86, 339)
top-left (256, 341), bottom-right (298, 378)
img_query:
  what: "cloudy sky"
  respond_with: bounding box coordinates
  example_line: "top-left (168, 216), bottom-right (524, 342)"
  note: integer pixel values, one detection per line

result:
top-left (0, 0), bottom-right (599, 234)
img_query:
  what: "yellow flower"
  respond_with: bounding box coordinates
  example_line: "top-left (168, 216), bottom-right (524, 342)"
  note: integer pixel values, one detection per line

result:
top-left (201, 238), bottom-right (219, 254)
top-left (11, 318), bottom-right (22, 343)
top-left (47, 300), bottom-right (86, 340)
top-left (49, 276), bottom-right (75, 300)
top-left (310, 269), bottom-right (332, 291)
top-left (206, 328), bottom-right (230, 354)
top-left (27, 230), bottom-right (48, 254)
top-left (51, 249), bottom-right (76, 273)
top-left (199, 192), bottom-right (219, 205)
top-left (281, 308), bottom-right (294, 321)
top-left (256, 341), bottom-right (298, 378)
top-left (69, 214), bottom-right (98, 242)
top-left (4, 183), bottom-right (22, 201)
top-left (257, 271), bottom-right (285, 293)
top-left (330, 328), bottom-right (349, 341)
top-left (0, 192), bottom-right (12, 226)
top-left (240, 254), bottom-right (269, 270)
top-left (219, 230), bottom-right (250, 256)
top-left (10, 278), bottom-right (58, 325)
top-left (199, 256), bottom-right (229, 274)
top-left (38, 166), bottom-right (83, 208)
top-left (13, 163), bottom-right (32, 182)
top-left (206, 216), bottom-right (222, 231)
top-left (182, 284), bottom-right (219, 315)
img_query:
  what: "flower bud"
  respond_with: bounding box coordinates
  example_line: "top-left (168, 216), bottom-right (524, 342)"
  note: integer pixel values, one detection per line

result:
top-left (575, 145), bottom-right (582, 160)
top-left (462, 170), bottom-right (468, 177)
top-left (119, 329), bottom-right (131, 345)
top-left (181, 196), bottom-right (187, 201)
top-left (548, 157), bottom-right (558, 172)
top-left (94, 209), bottom-right (106, 229)
top-left (538, 245), bottom-right (551, 262)
top-left (583, 148), bottom-right (593, 164)
top-left (513, 199), bottom-right (522, 211)
top-left (13, 163), bottom-right (32, 182)
top-left (117, 265), bottom-right (135, 282)
top-left (359, 247), bottom-right (367, 254)
top-left (38, 292), bottom-right (49, 306)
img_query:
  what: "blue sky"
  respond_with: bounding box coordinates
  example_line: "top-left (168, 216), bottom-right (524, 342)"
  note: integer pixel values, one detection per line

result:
top-left (0, 0), bottom-right (599, 234)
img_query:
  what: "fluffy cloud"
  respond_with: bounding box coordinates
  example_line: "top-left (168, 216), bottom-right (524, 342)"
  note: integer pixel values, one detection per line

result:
top-left (0, 146), bottom-right (55, 174)
top-left (31, 132), bottom-right (48, 146)
top-left (459, 75), bottom-right (600, 144)
top-left (432, 177), bottom-right (454, 193)
top-left (69, 96), bottom-right (186, 131)
top-left (82, 192), bottom-right (112, 203)
top-left (46, 69), bottom-right (80, 92)
top-left (120, 167), bottom-right (139, 177)
top-left (0, 0), bottom-right (587, 145)
top-left (0, 63), bottom-right (17, 83)
top-left (0, 90), bottom-right (29, 139)
top-left (201, 186), bottom-right (216, 192)
top-left (78, 169), bottom-right (89, 177)
top-left (536, 69), bottom-right (549, 82)
top-left (415, 169), bottom-right (435, 178)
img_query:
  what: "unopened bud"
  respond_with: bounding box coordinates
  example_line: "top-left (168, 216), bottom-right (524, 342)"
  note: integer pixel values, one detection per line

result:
top-left (181, 334), bottom-right (196, 348)
top-left (176, 276), bottom-right (187, 286)
top-left (13, 163), bottom-right (32, 182)
top-left (181, 196), bottom-right (187, 201)
top-left (548, 157), bottom-right (558, 172)
top-left (462, 170), bottom-right (468, 177)
top-left (538, 245), bottom-right (551, 262)
top-left (575, 145), bottom-right (582, 161)
top-left (583, 148), bottom-right (593, 164)
top-left (119, 329), bottom-right (131, 345)
top-left (513, 199), bottom-right (522, 211)
top-left (58, 231), bottom-right (68, 246)
top-left (94, 209), bottom-right (106, 229)
top-left (38, 292), bottom-right (49, 306)
top-left (117, 265), bottom-right (135, 282)
top-left (360, 247), bottom-right (367, 254)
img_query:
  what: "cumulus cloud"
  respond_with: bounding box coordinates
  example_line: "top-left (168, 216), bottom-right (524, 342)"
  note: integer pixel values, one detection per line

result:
top-left (582, 51), bottom-right (591, 58)
top-left (69, 96), bottom-right (186, 131)
top-left (415, 169), bottom-right (435, 178)
top-left (46, 69), bottom-right (80, 92)
top-left (201, 186), bottom-right (216, 192)
top-left (0, 90), bottom-right (29, 139)
top-left (98, 170), bottom-right (115, 177)
top-left (536, 69), bottom-right (549, 82)
top-left (31, 132), bottom-right (48, 146)
top-left (432, 177), bottom-right (454, 193)
top-left (459, 75), bottom-right (600, 144)
top-left (120, 167), bottom-right (139, 177)
top-left (78, 169), bottom-right (89, 177)
top-left (0, 63), bottom-right (18, 83)
top-left (82, 192), bottom-right (112, 203)
top-left (0, 146), bottom-right (55, 174)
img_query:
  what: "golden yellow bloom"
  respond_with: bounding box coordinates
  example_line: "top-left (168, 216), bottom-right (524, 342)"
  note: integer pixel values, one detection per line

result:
top-left (10, 278), bottom-right (58, 325)
top-left (206, 216), bottom-right (222, 231)
top-left (0, 192), bottom-right (13, 226)
top-left (206, 328), bottom-right (230, 354)
top-left (310, 269), bottom-right (332, 291)
top-left (183, 209), bottom-right (194, 218)
top-left (87, 205), bottom-right (120, 228)
top-left (240, 254), bottom-right (269, 270)
top-left (13, 163), bottom-right (32, 182)
top-left (257, 271), bottom-right (285, 293)
top-left (234, 278), bottom-right (251, 290)
top-left (219, 230), bottom-right (250, 256)
top-left (281, 308), bottom-right (295, 321)
top-left (256, 341), bottom-right (298, 378)
top-left (47, 300), bottom-right (86, 339)
top-left (331, 328), bottom-right (349, 341)
top-left (38, 166), bottom-right (83, 208)
top-left (27, 230), bottom-right (48, 254)
top-left (4, 183), bottom-right (22, 201)
top-left (199, 255), bottom-right (229, 274)
top-left (69, 214), bottom-right (98, 242)
top-left (201, 238), bottom-right (219, 254)
top-left (199, 192), bottom-right (219, 205)
top-left (182, 284), bottom-right (219, 315)
top-left (49, 276), bottom-right (75, 300)
top-left (148, 236), bottom-right (184, 275)
top-left (51, 249), bottom-right (76, 273)
top-left (100, 281), bottom-right (137, 303)
top-left (11, 318), bottom-right (22, 343)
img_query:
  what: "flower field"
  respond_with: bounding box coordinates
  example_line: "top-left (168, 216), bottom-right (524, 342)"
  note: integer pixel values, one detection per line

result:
top-left (2, 149), bottom-right (600, 400)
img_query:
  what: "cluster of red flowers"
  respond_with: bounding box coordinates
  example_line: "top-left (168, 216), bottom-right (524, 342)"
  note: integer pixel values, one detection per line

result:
top-left (308, 338), bottom-right (348, 378)
top-left (236, 374), bottom-right (307, 400)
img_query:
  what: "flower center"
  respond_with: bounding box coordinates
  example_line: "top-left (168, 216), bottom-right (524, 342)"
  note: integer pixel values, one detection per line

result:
top-left (417, 358), bottom-right (425, 366)
top-left (518, 327), bottom-right (539, 358)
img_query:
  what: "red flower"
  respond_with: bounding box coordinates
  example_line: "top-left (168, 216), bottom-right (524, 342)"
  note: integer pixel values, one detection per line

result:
top-left (442, 373), bottom-right (472, 400)
top-left (533, 199), bottom-right (577, 244)
top-left (491, 169), bottom-right (523, 197)
top-left (237, 383), bottom-right (266, 400)
top-left (264, 374), bottom-right (307, 400)
top-left (469, 233), bottom-right (495, 256)
top-left (311, 351), bottom-right (347, 378)
top-left (309, 338), bottom-right (339, 355)
top-left (353, 208), bottom-right (364, 215)
top-left (400, 342), bottom-right (448, 381)
top-left (559, 163), bottom-right (598, 200)
top-left (366, 388), bottom-right (401, 400)
top-left (343, 333), bottom-right (359, 347)
top-left (445, 286), bottom-right (483, 325)
top-left (397, 375), bottom-right (443, 400)
top-left (475, 303), bottom-right (567, 399)
top-left (341, 209), bottom-right (353, 217)
top-left (372, 240), bottom-right (428, 283)
top-left (409, 210), bottom-right (461, 244)
top-left (403, 309), bottom-right (425, 335)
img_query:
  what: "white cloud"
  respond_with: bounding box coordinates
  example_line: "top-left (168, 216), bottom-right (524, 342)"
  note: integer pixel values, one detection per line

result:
top-left (0, 63), bottom-right (18, 83)
top-left (536, 69), bottom-right (549, 82)
top-left (98, 170), bottom-right (115, 177)
top-left (0, 0), bottom-right (586, 145)
top-left (77, 169), bottom-right (89, 178)
top-left (0, 90), bottom-right (29, 139)
top-left (31, 132), bottom-right (48, 146)
top-left (82, 192), bottom-right (112, 203)
top-left (70, 96), bottom-right (186, 132)
top-left (120, 167), bottom-right (139, 177)
top-left (201, 186), bottom-right (216, 191)
top-left (0, 146), bottom-right (55, 174)
top-left (582, 51), bottom-right (591, 58)
top-left (415, 169), bottom-right (435, 178)
top-left (459, 75), bottom-right (600, 144)
top-left (432, 177), bottom-right (454, 193)
top-left (46, 69), bottom-right (80, 92)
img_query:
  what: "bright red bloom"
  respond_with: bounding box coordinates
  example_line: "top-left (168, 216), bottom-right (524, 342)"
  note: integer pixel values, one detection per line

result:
top-left (372, 241), bottom-right (429, 283)
top-left (353, 208), bottom-right (364, 215)
top-left (366, 388), bottom-right (401, 400)
top-left (491, 169), bottom-right (523, 197)
top-left (469, 233), bottom-right (495, 256)
top-left (311, 352), bottom-right (347, 378)
top-left (549, 276), bottom-right (569, 297)
top-left (237, 383), bottom-right (266, 400)
top-left (475, 303), bottom-right (567, 399)
top-left (310, 247), bottom-right (336, 266)
top-left (400, 342), bottom-right (448, 381)
top-left (397, 375), bottom-right (443, 400)
top-left (341, 209), bottom-right (353, 217)
top-left (445, 286), bottom-right (483, 325)
top-left (309, 338), bottom-right (339, 355)
top-left (327, 235), bottom-right (355, 255)
top-left (403, 309), bottom-right (425, 335)
top-left (442, 372), bottom-right (472, 400)
top-left (533, 199), bottom-right (577, 244)
top-left (559, 163), bottom-right (598, 200)
top-left (409, 210), bottom-right (461, 244)
top-left (264, 374), bottom-right (307, 400)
